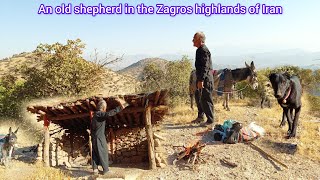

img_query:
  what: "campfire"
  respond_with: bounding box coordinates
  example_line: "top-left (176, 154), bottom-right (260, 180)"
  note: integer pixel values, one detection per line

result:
top-left (173, 141), bottom-right (206, 168)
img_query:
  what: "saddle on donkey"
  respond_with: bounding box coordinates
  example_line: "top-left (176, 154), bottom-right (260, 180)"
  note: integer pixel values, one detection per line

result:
top-left (217, 69), bottom-right (233, 96)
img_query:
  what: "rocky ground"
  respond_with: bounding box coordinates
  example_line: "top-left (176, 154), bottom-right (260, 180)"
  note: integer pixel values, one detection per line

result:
top-left (1, 100), bottom-right (320, 180)
top-left (138, 121), bottom-right (320, 180)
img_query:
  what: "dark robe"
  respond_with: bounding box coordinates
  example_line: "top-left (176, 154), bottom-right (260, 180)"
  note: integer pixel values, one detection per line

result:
top-left (90, 107), bottom-right (121, 172)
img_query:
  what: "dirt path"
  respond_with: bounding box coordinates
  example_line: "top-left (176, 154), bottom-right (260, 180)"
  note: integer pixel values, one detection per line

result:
top-left (138, 104), bottom-right (320, 180)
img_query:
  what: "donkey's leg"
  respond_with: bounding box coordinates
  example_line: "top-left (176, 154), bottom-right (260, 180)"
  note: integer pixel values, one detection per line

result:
top-left (222, 94), bottom-right (226, 109)
top-left (2, 148), bottom-right (7, 166)
top-left (8, 146), bottom-right (14, 160)
top-left (261, 97), bottom-right (265, 109)
top-left (226, 93), bottom-right (230, 111)
top-left (190, 94), bottom-right (194, 110)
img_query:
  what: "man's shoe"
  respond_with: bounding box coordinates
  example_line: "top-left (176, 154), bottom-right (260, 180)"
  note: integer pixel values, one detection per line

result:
top-left (191, 117), bottom-right (205, 124)
top-left (102, 170), bottom-right (114, 175)
top-left (199, 122), bottom-right (213, 129)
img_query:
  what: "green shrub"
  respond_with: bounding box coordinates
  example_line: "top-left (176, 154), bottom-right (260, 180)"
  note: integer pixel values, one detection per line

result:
top-left (141, 56), bottom-right (192, 106)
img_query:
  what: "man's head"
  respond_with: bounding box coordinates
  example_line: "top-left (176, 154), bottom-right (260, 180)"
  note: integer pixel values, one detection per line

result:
top-left (97, 98), bottom-right (107, 112)
top-left (193, 31), bottom-right (206, 48)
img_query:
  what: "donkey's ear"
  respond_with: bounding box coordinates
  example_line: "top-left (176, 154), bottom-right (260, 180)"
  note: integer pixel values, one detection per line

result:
top-left (250, 61), bottom-right (255, 70)
top-left (269, 73), bottom-right (276, 81)
top-left (14, 127), bottom-right (19, 134)
top-left (283, 72), bottom-right (291, 79)
top-left (9, 127), bottom-right (12, 134)
top-left (245, 62), bottom-right (250, 68)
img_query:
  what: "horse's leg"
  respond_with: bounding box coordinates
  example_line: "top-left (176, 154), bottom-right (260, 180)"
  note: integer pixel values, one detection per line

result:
top-left (226, 93), bottom-right (230, 111)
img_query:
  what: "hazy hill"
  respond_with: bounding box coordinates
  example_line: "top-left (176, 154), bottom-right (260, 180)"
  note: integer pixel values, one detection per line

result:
top-left (118, 58), bottom-right (169, 80)
top-left (111, 49), bottom-right (320, 71)
top-left (0, 52), bottom-right (140, 96)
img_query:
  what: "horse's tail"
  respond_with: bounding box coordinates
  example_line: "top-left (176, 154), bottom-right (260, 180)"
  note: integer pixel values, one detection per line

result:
top-left (189, 70), bottom-right (197, 110)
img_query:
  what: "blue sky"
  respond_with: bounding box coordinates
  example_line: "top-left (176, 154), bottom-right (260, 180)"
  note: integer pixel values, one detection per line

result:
top-left (0, 0), bottom-right (319, 60)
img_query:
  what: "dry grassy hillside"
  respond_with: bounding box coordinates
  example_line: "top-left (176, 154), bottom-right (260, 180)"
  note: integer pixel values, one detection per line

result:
top-left (0, 52), bottom-right (140, 96)
top-left (0, 52), bottom-right (36, 78)
top-left (118, 58), bottom-right (168, 80)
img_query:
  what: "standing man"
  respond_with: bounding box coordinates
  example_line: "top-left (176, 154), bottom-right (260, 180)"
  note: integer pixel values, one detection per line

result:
top-left (192, 31), bottom-right (214, 127)
top-left (91, 98), bottom-right (124, 175)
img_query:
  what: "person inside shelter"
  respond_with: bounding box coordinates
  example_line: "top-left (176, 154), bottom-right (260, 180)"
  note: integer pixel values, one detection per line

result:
top-left (90, 98), bottom-right (126, 175)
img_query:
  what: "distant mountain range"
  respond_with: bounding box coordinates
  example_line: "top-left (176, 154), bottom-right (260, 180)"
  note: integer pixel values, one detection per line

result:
top-left (106, 49), bottom-right (320, 71)
top-left (118, 58), bottom-right (168, 80)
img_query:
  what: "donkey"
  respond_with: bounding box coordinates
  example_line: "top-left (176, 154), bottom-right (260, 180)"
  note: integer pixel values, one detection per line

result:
top-left (189, 61), bottom-right (258, 111)
top-left (0, 127), bottom-right (19, 166)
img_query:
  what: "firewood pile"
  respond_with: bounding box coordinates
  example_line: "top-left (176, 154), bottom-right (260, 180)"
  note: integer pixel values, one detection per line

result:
top-left (173, 141), bottom-right (206, 168)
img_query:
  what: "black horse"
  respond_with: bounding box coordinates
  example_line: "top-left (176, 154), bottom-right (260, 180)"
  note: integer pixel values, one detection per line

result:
top-left (189, 61), bottom-right (258, 111)
top-left (0, 127), bottom-right (19, 166)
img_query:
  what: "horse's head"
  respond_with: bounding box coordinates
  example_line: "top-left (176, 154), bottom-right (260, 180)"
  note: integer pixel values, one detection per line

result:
top-left (7, 127), bottom-right (18, 146)
top-left (245, 61), bottom-right (258, 90)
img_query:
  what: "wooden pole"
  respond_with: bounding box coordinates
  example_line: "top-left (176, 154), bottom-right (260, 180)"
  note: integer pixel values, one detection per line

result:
top-left (248, 142), bottom-right (288, 169)
top-left (87, 129), bottom-right (92, 164)
top-left (88, 111), bottom-right (93, 165)
top-left (144, 106), bottom-right (156, 169)
top-left (43, 115), bottom-right (50, 167)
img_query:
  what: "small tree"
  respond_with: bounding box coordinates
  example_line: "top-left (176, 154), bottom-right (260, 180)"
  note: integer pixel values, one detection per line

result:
top-left (141, 63), bottom-right (165, 92)
top-left (21, 39), bottom-right (105, 97)
top-left (141, 56), bottom-right (193, 106)
top-left (165, 56), bottom-right (193, 97)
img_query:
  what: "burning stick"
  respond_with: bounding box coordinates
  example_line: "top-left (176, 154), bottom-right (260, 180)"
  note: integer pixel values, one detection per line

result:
top-left (174, 141), bottom-right (206, 166)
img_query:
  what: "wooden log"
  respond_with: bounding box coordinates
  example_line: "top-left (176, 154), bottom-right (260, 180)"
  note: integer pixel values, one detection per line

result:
top-left (90, 101), bottom-right (97, 110)
top-left (37, 143), bottom-right (43, 161)
top-left (158, 89), bottom-right (169, 105)
top-left (153, 91), bottom-right (161, 105)
top-left (76, 103), bottom-right (89, 112)
top-left (43, 115), bottom-right (50, 167)
top-left (144, 106), bottom-right (156, 169)
top-left (154, 132), bottom-right (166, 141)
top-left (152, 105), bottom-right (169, 112)
top-left (47, 113), bottom-right (90, 121)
